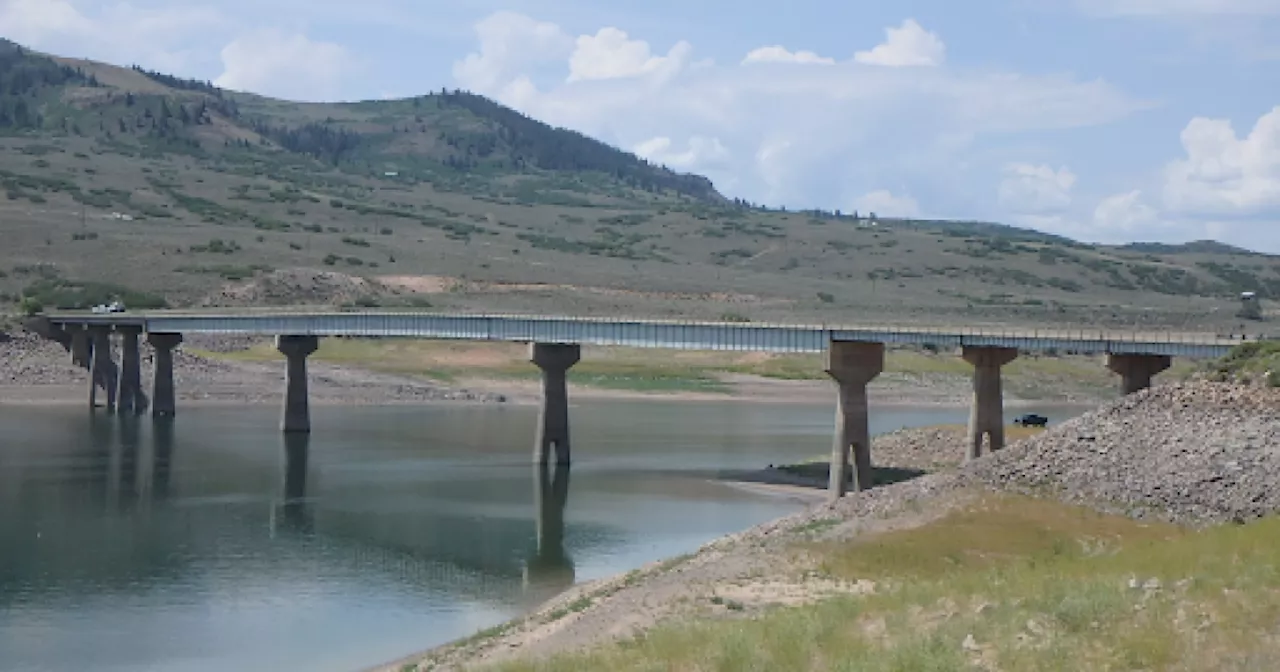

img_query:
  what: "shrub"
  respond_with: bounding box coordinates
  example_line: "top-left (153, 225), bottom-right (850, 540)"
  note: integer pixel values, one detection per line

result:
top-left (19, 296), bottom-right (43, 316)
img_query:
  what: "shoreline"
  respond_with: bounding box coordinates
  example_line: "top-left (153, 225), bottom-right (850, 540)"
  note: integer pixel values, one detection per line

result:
top-left (1, 330), bottom-right (1118, 410)
top-left (364, 423), bottom-right (1014, 672)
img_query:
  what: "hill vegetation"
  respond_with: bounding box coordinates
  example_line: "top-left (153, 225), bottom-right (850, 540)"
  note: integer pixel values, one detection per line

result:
top-left (1, 39), bottom-right (1277, 331)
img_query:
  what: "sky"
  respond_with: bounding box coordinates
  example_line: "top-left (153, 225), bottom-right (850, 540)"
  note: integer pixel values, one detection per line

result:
top-left (2, 0), bottom-right (1279, 251)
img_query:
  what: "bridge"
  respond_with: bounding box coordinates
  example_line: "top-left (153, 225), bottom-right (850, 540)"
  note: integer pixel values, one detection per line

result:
top-left (26, 311), bottom-right (1246, 500)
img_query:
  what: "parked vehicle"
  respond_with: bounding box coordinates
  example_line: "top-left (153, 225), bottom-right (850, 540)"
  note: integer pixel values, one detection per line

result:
top-left (1014, 413), bottom-right (1049, 427)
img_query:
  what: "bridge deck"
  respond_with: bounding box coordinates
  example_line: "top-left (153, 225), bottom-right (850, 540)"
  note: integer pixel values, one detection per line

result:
top-left (46, 311), bottom-right (1246, 358)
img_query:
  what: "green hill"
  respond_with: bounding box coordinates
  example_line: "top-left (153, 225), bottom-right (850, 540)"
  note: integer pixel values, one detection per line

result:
top-left (1, 39), bottom-right (1277, 331)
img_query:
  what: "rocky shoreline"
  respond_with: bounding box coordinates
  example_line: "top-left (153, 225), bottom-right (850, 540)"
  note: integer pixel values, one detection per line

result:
top-left (0, 331), bottom-right (510, 406)
top-left (382, 380), bottom-right (1280, 671)
top-left (0, 328), bottom-right (1114, 408)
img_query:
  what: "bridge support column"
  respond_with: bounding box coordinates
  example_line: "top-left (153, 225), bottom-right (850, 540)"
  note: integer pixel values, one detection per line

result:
top-left (70, 327), bottom-right (91, 368)
top-left (531, 343), bottom-right (579, 466)
top-left (116, 326), bottom-right (143, 416)
top-left (963, 346), bottom-right (1019, 460)
top-left (826, 341), bottom-right (885, 499)
top-left (1107, 354), bottom-right (1172, 395)
top-left (277, 335), bottom-right (319, 434)
top-left (148, 333), bottom-right (183, 419)
top-left (89, 326), bottom-right (116, 412)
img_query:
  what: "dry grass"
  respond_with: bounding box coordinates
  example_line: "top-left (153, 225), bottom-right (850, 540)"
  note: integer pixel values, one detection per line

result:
top-left (482, 494), bottom-right (1280, 671)
top-left (189, 338), bottom-right (1132, 398)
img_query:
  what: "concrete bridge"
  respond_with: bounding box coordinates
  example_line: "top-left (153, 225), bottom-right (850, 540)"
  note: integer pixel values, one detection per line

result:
top-left (28, 311), bottom-right (1246, 500)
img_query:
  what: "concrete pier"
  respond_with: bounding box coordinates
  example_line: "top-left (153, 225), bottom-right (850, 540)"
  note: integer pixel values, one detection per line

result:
top-left (963, 346), bottom-right (1019, 460)
top-left (89, 327), bottom-right (116, 412)
top-left (116, 326), bottom-right (143, 416)
top-left (277, 335), bottom-right (319, 434)
top-left (826, 341), bottom-right (885, 498)
top-left (70, 327), bottom-right (90, 368)
top-left (530, 343), bottom-right (580, 465)
top-left (148, 333), bottom-right (183, 418)
top-left (1107, 353), bottom-right (1172, 395)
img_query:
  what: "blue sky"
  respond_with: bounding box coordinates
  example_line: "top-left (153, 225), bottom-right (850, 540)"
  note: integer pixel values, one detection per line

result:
top-left (3, 0), bottom-right (1279, 251)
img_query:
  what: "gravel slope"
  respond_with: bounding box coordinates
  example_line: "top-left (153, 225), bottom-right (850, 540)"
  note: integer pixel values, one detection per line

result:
top-left (962, 381), bottom-right (1280, 525)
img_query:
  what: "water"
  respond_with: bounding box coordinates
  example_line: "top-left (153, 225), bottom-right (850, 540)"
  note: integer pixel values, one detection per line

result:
top-left (0, 399), bottom-right (1089, 672)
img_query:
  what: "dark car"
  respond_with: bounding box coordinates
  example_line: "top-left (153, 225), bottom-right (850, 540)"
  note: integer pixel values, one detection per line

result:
top-left (1014, 413), bottom-right (1049, 427)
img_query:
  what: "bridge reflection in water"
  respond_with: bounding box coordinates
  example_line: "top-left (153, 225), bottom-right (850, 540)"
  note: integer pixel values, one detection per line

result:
top-left (1, 414), bottom-right (595, 614)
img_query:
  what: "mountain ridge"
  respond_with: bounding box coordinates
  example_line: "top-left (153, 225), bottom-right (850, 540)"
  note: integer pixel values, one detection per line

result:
top-left (0, 39), bottom-right (1276, 330)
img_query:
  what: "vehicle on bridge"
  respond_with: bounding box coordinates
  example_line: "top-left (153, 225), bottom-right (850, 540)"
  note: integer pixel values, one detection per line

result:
top-left (91, 301), bottom-right (127, 314)
top-left (1014, 413), bottom-right (1049, 428)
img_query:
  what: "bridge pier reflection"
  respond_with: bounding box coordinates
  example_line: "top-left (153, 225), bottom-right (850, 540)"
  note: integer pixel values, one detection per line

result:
top-left (151, 418), bottom-right (175, 501)
top-left (275, 433), bottom-right (314, 536)
top-left (523, 461), bottom-right (574, 599)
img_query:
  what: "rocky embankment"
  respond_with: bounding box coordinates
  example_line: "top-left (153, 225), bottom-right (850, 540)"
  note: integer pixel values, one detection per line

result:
top-left (963, 381), bottom-right (1280, 525)
top-left (745, 381), bottom-right (1280, 528)
top-left (0, 330), bottom-right (508, 406)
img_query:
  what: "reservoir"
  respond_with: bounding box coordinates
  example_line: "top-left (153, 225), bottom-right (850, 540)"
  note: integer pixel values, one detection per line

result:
top-left (0, 399), bottom-right (1090, 672)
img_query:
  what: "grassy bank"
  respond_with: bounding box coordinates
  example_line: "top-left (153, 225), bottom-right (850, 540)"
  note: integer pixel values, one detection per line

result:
top-left (485, 493), bottom-right (1280, 671)
top-left (189, 338), bottom-right (1174, 398)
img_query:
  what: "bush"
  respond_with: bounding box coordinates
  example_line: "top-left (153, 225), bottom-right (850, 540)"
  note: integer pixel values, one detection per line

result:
top-left (21, 278), bottom-right (166, 310)
top-left (19, 296), bottom-right (43, 316)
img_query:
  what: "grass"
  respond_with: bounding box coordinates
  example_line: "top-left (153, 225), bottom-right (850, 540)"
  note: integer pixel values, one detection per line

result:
top-left (483, 494), bottom-right (1280, 671)
top-left (188, 338), bottom-right (1131, 398)
top-left (1206, 340), bottom-right (1280, 386)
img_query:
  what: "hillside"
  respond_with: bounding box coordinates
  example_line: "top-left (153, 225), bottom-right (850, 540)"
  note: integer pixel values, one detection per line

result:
top-left (1, 40), bottom-right (1278, 331)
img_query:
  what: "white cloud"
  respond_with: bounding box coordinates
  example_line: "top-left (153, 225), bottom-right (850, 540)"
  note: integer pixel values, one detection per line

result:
top-left (453, 11), bottom-right (573, 95)
top-left (634, 136), bottom-right (731, 170)
top-left (742, 46), bottom-right (835, 65)
top-left (1162, 106), bottom-right (1280, 215)
top-left (997, 163), bottom-right (1077, 212)
top-left (0, 0), bottom-right (221, 72)
top-left (1094, 190), bottom-right (1160, 230)
top-left (0, 0), bottom-right (92, 41)
top-left (214, 30), bottom-right (356, 101)
top-left (568, 27), bottom-right (692, 82)
top-left (1076, 0), bottom-right (1280, 15)
top-left (451, 12), bottom-right (1145, 212)
top-left (853, 19), bottom-right (946, 67)
top-left (853, 190), bottom-right (921, 217)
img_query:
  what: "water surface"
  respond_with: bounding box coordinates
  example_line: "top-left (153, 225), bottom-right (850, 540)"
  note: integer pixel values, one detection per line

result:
top-left (0, 399), bottom-right (1090, 672)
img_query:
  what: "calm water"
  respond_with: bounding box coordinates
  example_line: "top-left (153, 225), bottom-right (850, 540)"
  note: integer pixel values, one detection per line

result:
top-left (0, 399), bottom-right (1089, 672)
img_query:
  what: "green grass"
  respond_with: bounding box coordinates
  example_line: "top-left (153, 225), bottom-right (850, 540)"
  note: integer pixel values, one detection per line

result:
top-left (1206, 340), bottom-right (1280, 386)
top-left (482, 494), bottom-right (1280, 671)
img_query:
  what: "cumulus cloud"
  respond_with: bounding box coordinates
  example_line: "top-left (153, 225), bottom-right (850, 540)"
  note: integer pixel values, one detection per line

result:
top-left (742, 46), bottom-right (835, 65)
top-left (214, 30), bottom-right (356, 101)
top-left (853, 19), bottom-right (946, 67)
top-left (451, 12), bottom-right (1145, 213)
top-left (0, 0), bottom-right (222, 71)
top-left (1162, 106), bottom-right (1280, 216)
top-left (634, 136), bottom-right (731, 170)
top-left (998, 163), bottom-right (1077, 212)
top-left (853, 190), bottom-right (921, 217)
top-left (568, 27), bottom-right (692, 82)
top-left (453, 11), bottom-right (573, 95)
top-left (1094, 191), bottom-right (1160, 230)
